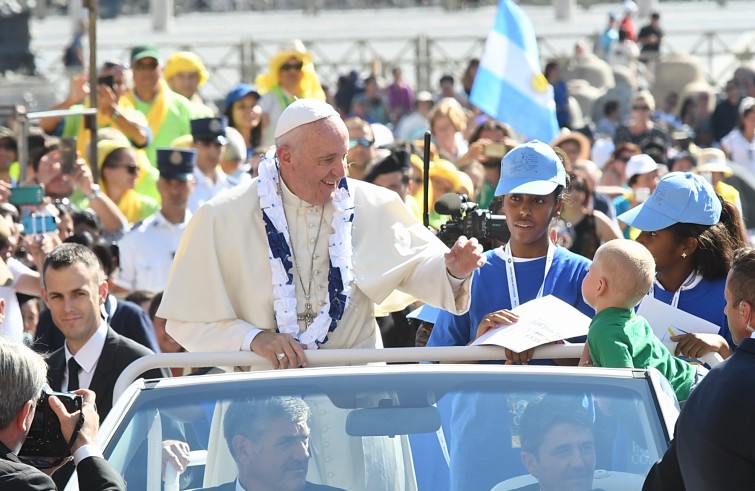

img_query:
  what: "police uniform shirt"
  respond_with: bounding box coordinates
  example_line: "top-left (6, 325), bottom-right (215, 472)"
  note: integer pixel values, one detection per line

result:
top-left (115, 209), bottom-right (193, 293)
top-left (188, 166), bottom-right (234, 213)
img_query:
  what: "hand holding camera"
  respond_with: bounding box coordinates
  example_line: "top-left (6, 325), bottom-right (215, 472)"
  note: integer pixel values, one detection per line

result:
top-left (96, 79), bottom-right (118, 119)
top-left (49, 388), bottom-right (99, 455)
top-left (466, 138), bottom-right (494, 162)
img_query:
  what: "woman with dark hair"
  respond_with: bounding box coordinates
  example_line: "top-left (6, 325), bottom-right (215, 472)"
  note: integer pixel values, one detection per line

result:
top-left (618, 171), bottom-right (747, 361)
top-left (561, 173), bottom-right (622, 260)
top-left (223, 83), bottom-right (263, 160)
top-left (456, 119), bottom-right (511, 208)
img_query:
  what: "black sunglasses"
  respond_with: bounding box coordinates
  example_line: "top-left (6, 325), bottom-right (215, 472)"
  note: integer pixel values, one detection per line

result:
top-left (106, 164), bottom-right (139, 175)
top-left (280, 62), bottom-right (303, 72)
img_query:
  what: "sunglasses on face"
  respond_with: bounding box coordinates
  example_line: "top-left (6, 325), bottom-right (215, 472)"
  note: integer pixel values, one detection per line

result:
top-left (0, 142), bottom-right (15, 151)
top-left (280, 62), bottom-right (303, 72)
top-left (632, 105), bottom-right (650, 111)
top-left (349, 138), bottom-right (374, 149)
top-left (107, 164), bottom-right (139, 175)
top-left (134, 60), bottom-right (159, 71)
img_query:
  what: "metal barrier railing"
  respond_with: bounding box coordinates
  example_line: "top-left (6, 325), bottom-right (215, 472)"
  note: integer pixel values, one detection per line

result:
top-left (113, 343), bottom-right (724, 402)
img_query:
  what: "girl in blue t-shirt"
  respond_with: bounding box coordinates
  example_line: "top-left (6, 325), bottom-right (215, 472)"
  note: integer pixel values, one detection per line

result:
top-left (618, 171), bottom-right (748, 360)
top-left (423, 140), bottom-right (596, 491)
top-left (427, 140), bottom-right (593, 364)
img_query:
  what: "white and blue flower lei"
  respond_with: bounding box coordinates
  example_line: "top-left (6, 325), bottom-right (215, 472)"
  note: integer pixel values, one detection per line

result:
top-left (257, 150), bottom-right (354, 349)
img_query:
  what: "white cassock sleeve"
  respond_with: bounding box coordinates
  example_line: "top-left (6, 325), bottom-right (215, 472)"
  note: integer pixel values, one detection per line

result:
top-left (349, 180), bottom-right (471, 315)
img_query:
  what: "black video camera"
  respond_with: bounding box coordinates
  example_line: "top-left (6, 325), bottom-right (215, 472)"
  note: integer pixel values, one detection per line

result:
top-left (19, 385), bottom-right (83, 468)
top-left (434, 193), bottom-right (510, 250)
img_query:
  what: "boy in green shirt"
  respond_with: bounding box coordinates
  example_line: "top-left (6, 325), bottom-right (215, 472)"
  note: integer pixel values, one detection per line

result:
top-left (581, 239), bottom-right (703, 401)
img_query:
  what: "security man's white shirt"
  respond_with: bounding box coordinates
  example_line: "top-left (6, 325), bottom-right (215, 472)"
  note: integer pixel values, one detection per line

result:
top-left (115, 210), bottom-right (192, 293)
top-left (188, 166), bottom-right (234, 213)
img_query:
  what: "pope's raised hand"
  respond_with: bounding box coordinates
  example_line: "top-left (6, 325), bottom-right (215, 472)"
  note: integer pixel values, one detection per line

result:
top-left (444, 235), bottom-right (486, 280)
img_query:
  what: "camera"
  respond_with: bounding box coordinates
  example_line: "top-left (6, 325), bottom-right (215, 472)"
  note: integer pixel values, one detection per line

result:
top-left (98, 74), bottom-right (115, 90)
top-left (434, 193), bottom-right (510, 250)
top-left (19, 385), bottom-right (83, 466)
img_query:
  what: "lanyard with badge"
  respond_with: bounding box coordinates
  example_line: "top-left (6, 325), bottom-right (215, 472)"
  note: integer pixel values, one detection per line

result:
top-left (495, 242), bottom-right (556, 452)
top-left (497, 241), bottom-right (556, 308)
top-left (645, 270), bottom-right (702, 308)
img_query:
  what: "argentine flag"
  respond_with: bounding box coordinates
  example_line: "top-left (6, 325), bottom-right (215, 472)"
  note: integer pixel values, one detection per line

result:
top-left (470, 0), bottom-right (559, 143)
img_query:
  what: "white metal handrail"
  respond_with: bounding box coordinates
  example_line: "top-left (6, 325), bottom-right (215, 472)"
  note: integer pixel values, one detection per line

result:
top-left (113, 343), bottom-right (723, 402)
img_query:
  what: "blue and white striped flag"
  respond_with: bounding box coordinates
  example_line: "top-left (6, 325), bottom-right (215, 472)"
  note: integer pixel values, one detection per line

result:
top-left (470, 0), bottom-right (559, 143)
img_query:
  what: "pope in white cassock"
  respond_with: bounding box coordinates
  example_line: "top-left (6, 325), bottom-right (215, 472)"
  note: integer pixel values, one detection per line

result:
top-left (158, 98), bottom-right (485, 368)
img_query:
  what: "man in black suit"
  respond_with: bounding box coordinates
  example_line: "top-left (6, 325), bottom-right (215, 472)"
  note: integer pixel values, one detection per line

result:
top-left (41, 243), bottom-right (169, 422)
top-left (514, 395), bottom-right (604, 491)
top-left (643, 247), bottom-right (755, 491)
top-left (0, 337), bottom-right (125, 490)
top-left (34, 233), bottom-right (160, 355)
top-left (200, 397), bottom-right (344, 491)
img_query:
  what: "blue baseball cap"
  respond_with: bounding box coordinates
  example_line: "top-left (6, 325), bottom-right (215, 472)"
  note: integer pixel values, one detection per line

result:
top-left (406, 304), bottom-right (440, 324)
top-left (617, 171), bottom-right (721, 232)
top-left (495, 140), bottom-right (567, 196)
top-left (224, 83), bottom-right (261, 111)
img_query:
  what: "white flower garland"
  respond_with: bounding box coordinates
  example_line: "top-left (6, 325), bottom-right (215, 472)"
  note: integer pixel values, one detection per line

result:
top-left (257, 149), bottom-right (354, 349)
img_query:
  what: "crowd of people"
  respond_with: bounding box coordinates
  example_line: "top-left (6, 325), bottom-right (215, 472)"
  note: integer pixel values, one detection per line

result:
top-left (0, 5), bottom-right (754, 488)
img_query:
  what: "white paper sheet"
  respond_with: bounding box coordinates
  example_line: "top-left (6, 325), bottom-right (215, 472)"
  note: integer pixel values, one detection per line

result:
top-left (637, 295), bottom-right (720, 343)
top-left (470, 295), bottom-right (592, 353)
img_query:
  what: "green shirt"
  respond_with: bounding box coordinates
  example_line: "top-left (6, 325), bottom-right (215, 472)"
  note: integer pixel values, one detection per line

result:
top-left (588, 307), bottom-right (695, 401)
top-left (133, 89), bottom-right (195, 167)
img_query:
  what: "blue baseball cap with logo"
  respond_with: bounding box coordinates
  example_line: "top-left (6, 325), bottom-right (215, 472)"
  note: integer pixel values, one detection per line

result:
top-left (495, 140), bottom-right (567, 196)
top-left (617, 171), bottom-right (721, 232)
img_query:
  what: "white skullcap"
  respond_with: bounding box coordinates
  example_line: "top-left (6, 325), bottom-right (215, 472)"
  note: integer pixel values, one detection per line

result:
top-left (274, 99), bottom-right (339, 138)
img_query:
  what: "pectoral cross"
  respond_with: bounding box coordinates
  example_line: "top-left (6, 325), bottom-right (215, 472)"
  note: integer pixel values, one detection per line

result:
top-left (297, 301), bottom-right (317, 327)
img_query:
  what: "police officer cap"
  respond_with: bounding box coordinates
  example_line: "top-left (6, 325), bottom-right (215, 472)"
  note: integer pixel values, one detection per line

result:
top-left (364, 150), bottom-right (412, 184)
top-left (191, 117), bottom-right (228, 145)
top-left (157, 148), bottom-right (196, 181)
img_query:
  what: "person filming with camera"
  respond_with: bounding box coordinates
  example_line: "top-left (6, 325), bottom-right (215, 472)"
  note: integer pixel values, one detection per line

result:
top-left (0, 337), bottom-right (125, 490)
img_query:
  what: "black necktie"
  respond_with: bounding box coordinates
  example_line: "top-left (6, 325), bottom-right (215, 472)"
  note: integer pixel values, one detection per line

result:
top-left (67, 357), bottom-right (80, 391)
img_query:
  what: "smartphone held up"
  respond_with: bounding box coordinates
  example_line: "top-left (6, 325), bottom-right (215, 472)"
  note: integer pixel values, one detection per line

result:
top-left (60, 137), bottom-right (77, 175)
